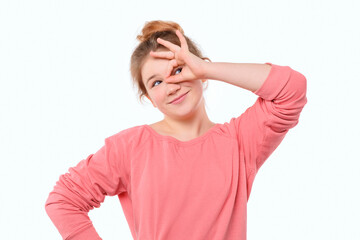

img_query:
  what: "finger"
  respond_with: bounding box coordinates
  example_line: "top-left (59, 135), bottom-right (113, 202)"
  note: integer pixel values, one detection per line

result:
top-left (165, 74), bottom-right (183, 84)
top-left (166, 59), bottom-right (179, 78)
top-left (175, 30), bottom-right (188, 49)
top-left (150, 50), bottom-right (174, 60)
top-left (157, 37), bottom-right (180, 52)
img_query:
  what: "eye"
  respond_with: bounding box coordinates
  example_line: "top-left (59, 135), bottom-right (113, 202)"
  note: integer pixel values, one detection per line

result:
top-left (152, 80), bottom-right (162, 87)
top-left (173, 67), bottom-right (182, 75)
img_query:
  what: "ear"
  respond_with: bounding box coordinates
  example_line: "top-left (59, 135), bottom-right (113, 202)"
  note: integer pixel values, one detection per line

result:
top-left (145, 94), bottom-right (157, 108)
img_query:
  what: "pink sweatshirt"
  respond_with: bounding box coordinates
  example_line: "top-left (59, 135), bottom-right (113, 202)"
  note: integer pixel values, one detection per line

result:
top-left (45, 62), bottom-right (307, 240)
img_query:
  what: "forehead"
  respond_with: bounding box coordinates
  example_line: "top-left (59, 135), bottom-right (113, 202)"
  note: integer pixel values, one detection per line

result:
top-left (141, 55), bottom-right (170, 83)
top-left (142, 55), bottom-right (169, 72)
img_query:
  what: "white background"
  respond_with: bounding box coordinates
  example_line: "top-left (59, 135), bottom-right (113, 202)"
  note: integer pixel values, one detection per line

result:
top-left (1, 0), bottom-right (359, 239)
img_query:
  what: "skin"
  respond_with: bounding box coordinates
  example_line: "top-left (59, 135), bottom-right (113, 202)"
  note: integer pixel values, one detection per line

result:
top-left (140, 30), bottom-right (271, 140)
top-left (141, 30), bottom-right (216, 141)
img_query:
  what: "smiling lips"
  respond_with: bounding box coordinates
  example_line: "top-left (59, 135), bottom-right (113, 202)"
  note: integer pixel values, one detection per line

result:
top-left (169, 91), bottom-right (189, 104)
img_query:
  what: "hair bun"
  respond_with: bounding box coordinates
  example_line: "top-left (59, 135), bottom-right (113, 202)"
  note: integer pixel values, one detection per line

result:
top-left (136, 20), bottom-right (185, 42)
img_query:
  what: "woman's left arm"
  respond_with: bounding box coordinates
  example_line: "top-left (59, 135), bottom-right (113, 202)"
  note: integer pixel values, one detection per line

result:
top-left (215, 62), bottom-right (307, 198)
top-left (202, 62), bottom-right (272, 92)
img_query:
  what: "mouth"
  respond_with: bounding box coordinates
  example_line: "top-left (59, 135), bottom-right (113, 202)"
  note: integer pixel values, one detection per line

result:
top-left (168, 91), bottom-right (190, 104)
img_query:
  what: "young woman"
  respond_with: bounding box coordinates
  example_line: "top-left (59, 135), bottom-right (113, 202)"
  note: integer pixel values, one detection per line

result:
top-left (45, 20), bottom-right (307, 240)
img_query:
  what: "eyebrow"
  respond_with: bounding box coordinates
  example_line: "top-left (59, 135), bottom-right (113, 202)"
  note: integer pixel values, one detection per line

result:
top-left (146, 74), bottom-right (161, 85)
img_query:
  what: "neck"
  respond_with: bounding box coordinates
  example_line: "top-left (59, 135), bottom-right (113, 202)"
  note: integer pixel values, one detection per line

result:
top-left (161, 100), bottom-right (215, 138)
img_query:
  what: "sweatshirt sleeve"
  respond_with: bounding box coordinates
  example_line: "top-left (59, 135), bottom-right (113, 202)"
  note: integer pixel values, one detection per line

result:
top-left (45, 136), bottom-right (128, 240)
top-left (230, 62), bottom-right (307, 198)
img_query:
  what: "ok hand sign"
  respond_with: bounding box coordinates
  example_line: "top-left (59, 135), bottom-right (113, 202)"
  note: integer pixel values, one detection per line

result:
top-left (149, 30), bottom-right (208, 84)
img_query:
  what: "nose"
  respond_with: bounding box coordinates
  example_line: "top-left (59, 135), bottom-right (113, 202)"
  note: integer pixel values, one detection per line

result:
top-left (166, 82), bottom-right (181, 95)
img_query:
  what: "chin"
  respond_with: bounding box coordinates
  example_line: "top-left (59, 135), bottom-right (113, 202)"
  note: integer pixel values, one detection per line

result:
top-left (168, 104), bottom-right (200, 120)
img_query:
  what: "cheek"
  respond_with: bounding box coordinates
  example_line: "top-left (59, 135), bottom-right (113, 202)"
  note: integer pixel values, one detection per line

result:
top-left (192, 82), bottom-right (204, 96)
top-left (150, 90), bottom-right (165, 104)
top-left (154, 95), bottom-right (163, 105)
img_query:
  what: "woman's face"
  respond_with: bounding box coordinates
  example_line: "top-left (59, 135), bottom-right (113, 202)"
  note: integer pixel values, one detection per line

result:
top-left (141, 53), bottom-right (205, 120)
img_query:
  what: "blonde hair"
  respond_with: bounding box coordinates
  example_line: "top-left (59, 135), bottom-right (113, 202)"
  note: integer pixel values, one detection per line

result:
top-left (130, 20), bottom-right (210, 104)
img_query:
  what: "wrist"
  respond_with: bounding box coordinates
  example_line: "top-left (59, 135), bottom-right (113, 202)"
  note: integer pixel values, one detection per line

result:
top-left (201, 60), bottom-right (212, 80)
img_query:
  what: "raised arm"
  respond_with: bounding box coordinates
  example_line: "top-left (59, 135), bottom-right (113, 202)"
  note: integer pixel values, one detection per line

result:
top-left (203, 62), bottom-right (272, 92)
top-left (45, 136), bottom-right (128, 239)
top-left (149, 30), bottom-right (272, 92)
top-left (206, 61), bottom-right (307, 199)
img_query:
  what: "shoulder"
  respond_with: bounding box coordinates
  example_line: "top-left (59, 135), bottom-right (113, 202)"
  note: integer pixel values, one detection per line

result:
top-left (105, 124), bottom-right (151, 148)
top-left (211, 120), bottom-right (239, 142)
